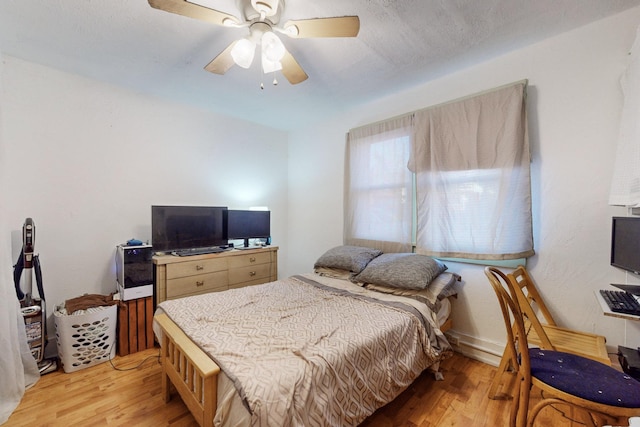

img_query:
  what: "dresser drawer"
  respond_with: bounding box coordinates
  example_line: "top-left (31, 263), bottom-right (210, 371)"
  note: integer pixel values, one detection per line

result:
top-left (228, 263), bottom-right (272, 285)
top-left (228, 251), bottom-right (271, 269)
top-left (166, 271), bottom-right (228, 299)
top-left (167, 257), bottom-right (227, 279)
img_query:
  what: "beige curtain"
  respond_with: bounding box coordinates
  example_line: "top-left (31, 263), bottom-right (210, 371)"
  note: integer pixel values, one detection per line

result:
top-left (413, 82), bottom-right (534, 259)
top-left (344, 115), bottom-right (414, 253)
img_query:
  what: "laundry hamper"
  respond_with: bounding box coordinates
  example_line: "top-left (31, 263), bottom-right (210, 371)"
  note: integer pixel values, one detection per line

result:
top-left (54, 304), bottom-right (117, 373)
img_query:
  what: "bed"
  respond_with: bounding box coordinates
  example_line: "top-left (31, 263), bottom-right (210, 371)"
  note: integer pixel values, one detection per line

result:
top-left (153, 246), bottom-right (459, 427)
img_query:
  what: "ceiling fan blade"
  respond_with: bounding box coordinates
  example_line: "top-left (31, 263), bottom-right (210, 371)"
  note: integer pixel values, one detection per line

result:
top-left (283, 16), bottom-right (360, 38)
top-left (280, 50), bottom-right (308, 85)
top-left (204, 41), bottom-right (238, 75)
top-left (148, 0), bottom-right (241, 26)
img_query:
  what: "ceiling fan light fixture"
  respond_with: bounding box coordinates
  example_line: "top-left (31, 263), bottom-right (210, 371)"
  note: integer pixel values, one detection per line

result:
top-left (261, 31), bottom-right (285, 63)
top-left (230, 38), bottom-right (256, 68)
top-left (149, 0), bottom-right (357, 85)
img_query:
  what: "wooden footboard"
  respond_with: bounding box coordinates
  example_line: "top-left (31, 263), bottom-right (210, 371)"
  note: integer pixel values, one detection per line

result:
top-left (155, 313), bottom-right (220, 427)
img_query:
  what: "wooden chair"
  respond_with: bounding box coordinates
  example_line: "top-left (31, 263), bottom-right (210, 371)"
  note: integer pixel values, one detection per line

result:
top-left (488, 265), bottom-right (609, 399)
top-left (484, 267), bottom-right (640, 427)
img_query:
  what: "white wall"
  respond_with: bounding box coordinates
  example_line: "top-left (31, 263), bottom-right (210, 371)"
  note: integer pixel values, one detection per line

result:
top-left (287, 7), bottom-right (640, 362)
top-left (0, 56), bottom-right (289, 354)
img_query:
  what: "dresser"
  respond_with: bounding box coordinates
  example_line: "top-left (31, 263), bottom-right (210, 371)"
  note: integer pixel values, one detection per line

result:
top-left (153, 246), bottom-right (278, 304)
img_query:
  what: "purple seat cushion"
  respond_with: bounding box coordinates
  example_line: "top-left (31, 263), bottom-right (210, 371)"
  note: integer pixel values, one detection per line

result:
top-left (529, 348), bottom-right (640, 408)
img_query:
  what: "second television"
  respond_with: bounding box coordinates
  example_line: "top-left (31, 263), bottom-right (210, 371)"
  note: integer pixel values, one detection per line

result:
top-left (226, 210), bottom-right (271, 249)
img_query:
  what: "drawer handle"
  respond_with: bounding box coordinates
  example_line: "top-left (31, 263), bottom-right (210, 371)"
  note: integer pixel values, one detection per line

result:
top-left (196, 265), bottom-right (204, 271)
top-left (249, 257), bottom-right (256, 263)
top-left (249, 271), bottom-right (256, 277)
top-left (196, 281), bottom-right (204, 287)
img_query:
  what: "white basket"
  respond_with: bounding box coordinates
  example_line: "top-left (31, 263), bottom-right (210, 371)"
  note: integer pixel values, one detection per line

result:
top-left (54, 304), bottom-right (117, 373)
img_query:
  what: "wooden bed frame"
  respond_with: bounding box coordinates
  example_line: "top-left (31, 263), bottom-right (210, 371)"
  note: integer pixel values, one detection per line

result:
top-left (155, 313), bottom-right (219, 427)
top-left (155, 311), bottom-right (453, 427)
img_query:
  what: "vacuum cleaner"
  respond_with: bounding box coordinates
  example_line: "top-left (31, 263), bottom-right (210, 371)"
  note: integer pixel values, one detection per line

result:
top-left (13, 218), bottom-right (57, 374)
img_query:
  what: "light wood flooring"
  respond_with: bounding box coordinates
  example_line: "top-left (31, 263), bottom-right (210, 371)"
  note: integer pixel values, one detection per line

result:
top-left (5, 348), bottom-right (584, 426)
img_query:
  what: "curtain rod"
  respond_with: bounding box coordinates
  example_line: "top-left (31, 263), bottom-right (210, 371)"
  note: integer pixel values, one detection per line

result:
top-left (348, 78), bottom-right (529, 134)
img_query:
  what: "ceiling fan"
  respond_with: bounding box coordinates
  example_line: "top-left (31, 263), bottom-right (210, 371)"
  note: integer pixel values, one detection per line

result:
top-left (148, 0), bottom-right (360, 85)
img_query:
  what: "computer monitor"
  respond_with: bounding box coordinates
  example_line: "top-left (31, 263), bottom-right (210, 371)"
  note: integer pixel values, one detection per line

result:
top-left (226, 210), bottom-right (270, 248)
top-left (611, 216), bottom-right (640, 276)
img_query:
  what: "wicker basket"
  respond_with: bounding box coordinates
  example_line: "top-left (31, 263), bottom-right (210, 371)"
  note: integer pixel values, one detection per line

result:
top-left (54, 304), bottom-right (117, 373)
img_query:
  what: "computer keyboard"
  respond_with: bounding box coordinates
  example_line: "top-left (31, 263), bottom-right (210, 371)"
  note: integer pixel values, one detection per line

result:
top-left (600, 289), bottom-right (640, 316)
top-left (172, 247), bottom-right (224, 256)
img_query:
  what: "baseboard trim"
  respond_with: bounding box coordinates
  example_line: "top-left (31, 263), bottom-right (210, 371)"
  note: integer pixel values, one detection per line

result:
top-left (445, 330), bottom-right (503, 367)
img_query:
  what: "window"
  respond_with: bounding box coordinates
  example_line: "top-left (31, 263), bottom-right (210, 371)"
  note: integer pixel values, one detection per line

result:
top-left (346, 82), bottom-right (534, 261)
top-left (351, 137), bottom-right (410, 242)
top-left (344, 116), bottom-right (414, 253)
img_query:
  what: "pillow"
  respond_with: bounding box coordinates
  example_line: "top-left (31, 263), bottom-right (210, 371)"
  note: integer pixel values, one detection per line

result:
top-left (428, 271), bottom-right (460, 299)
top-left (353, 253), bottom-right (447, 290)
top-left (313, 245), bottom-right (383, 275)
top-left (364, 272), bottom-right (460, 310)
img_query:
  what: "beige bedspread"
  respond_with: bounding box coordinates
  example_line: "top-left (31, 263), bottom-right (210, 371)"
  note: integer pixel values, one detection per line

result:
top-left (157, 273), bottom-right (451, 427)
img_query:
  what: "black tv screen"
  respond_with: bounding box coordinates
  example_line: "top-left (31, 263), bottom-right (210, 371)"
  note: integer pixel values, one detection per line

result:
top-left (611, 216), bottom-right (640, 275)
top-left (151, 205), bottom-right (227, 252)
top-left (226, 210), bottom-right (270, 247)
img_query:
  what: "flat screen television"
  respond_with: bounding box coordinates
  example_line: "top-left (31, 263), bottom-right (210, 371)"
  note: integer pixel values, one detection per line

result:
top-left (226, 210), bottom-right (271, 248)
top-left (611, 216), bottom-right (640, 275)
top-left (151, 205), bottom-right (228, 253)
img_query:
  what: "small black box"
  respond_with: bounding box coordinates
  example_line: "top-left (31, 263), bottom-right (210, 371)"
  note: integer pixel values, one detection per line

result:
top-left (618, 345), bottom-right (640, 381)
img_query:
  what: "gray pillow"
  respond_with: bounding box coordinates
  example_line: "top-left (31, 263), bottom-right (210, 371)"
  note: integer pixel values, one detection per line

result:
top-left (428, 271), bottom-right (459, 299)
top-left (314, 245), bottom-right (382, 274)
top-left (353, 253), bottom-right (447, 290)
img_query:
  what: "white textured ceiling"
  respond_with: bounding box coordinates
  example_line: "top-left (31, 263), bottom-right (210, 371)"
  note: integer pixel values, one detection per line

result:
top-left (1, 0), bottom-right (639, 130)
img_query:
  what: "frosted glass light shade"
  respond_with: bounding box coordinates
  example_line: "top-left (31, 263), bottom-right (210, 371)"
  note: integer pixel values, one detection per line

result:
top-left (231, 38), bottom-right (256, 69)
top-left (261, 31), bottom-right (285, 63)
top-left (261, 55), bottom-right (282, 73)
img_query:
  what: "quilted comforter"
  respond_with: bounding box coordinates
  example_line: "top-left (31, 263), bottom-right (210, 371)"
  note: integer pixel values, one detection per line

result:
top-left (157, 273), bottom-right (451, 427)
